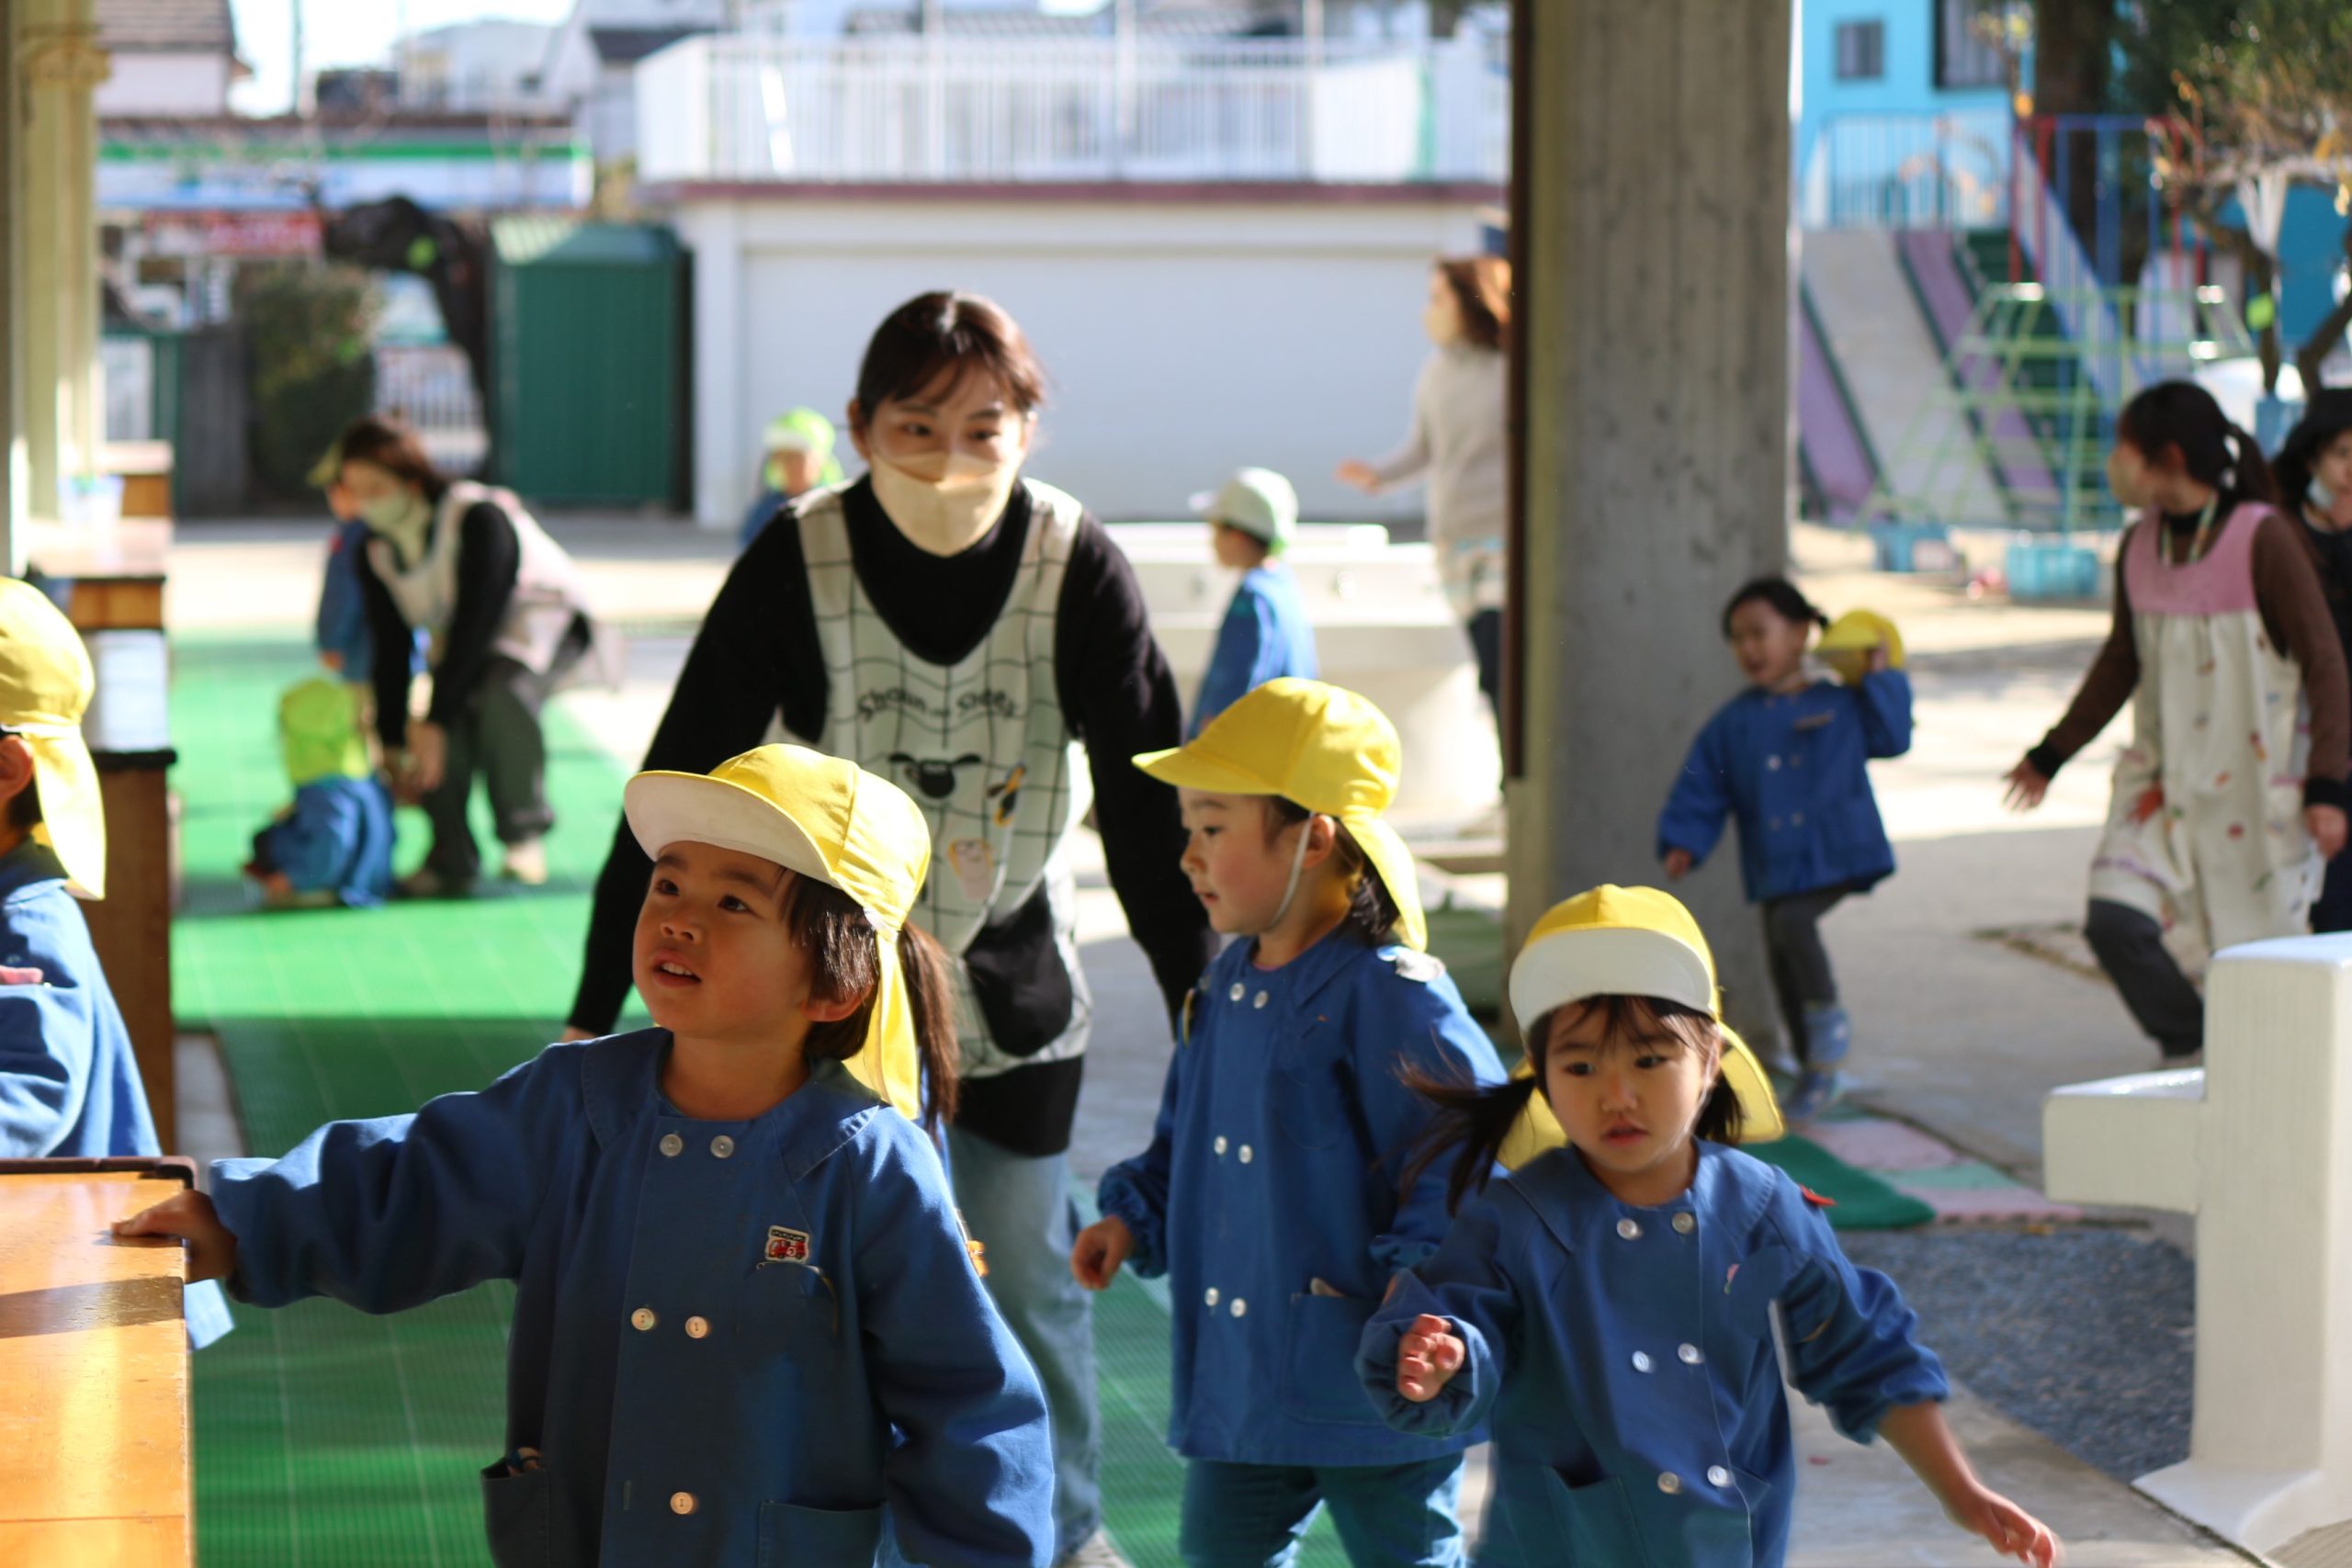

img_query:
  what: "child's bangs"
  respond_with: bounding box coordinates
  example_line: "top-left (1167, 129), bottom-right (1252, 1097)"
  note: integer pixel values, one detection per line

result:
top-left (1539, 994), bottom-right (1719, 1058)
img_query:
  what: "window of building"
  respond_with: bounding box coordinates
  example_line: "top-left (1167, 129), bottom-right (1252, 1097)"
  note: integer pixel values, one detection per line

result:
top-left (1834, 19), bottom-right (1884, 82)
top-left (1937, 0), bottom-right (2007, 88)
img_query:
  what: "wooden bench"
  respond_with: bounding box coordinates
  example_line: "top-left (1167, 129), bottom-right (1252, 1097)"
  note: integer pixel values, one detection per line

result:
top-left (0, 1157), bottom-right (196, 1565)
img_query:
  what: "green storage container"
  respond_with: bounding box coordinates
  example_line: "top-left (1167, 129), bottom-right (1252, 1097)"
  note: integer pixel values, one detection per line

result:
top-left (490, 218), bottom-right (688, 508)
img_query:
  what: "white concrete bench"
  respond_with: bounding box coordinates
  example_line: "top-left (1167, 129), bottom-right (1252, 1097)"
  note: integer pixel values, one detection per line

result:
top-left (2042, 933), bottom-right (2352, 1555)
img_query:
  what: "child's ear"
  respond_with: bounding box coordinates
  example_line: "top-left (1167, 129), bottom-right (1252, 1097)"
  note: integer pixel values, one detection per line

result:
top-left (802, 984), bottom-right (872, 1025)
top-left (843, 400), bottom-right (868, 461)
top-left (1300, 812), bottom-right (1340, 869)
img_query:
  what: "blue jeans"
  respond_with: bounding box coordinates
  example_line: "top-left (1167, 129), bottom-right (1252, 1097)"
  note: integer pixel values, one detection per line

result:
top-left (947, 1124), bottom-right (1101, 1559)
top-left (1180, 1455), bottom-right (1466, 1568)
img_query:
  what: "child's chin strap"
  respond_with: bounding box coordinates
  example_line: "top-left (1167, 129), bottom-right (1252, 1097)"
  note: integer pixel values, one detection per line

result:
top-left (1268, 811), bottom-right (1326, 930)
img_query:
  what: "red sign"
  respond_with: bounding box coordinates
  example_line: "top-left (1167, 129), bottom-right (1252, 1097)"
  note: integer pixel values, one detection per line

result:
top-left (141, 210), bottom-right (322, 258)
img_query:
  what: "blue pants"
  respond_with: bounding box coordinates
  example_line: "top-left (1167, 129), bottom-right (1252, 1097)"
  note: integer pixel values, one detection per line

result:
top-left (946, 1124), bottom-right (1101, 1560)
top-left (1179, 1455), bottom-right (1466, 1568)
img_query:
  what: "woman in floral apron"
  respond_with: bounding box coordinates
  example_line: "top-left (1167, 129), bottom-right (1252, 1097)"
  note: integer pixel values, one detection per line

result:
top-left (2006, 381), bottom-right (2350, 1062)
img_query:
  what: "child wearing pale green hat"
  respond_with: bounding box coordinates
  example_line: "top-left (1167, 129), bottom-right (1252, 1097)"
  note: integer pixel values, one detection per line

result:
top-left (1187, 467), bottom-right (1319, 736)
top-left (739, 407), bottom-right (847, 550)
top-left (244, 676), bottom-right (397, 908)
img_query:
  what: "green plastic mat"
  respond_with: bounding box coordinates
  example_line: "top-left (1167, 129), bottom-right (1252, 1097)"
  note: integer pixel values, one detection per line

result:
top-left (1744, 1132), bottom-right (1937, 1231)
top-left (175, 633), bottom-right (639, 1566)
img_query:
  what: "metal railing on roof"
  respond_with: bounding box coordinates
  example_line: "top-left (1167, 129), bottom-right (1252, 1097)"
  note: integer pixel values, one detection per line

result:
top-left (635, 33), bottom-right (1508, 186)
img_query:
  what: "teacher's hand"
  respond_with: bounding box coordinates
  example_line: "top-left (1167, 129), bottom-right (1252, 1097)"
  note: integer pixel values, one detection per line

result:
top-left (1335, 459), bottom-right (1382, 495)
top-left (2002, 759), bottom-right (2050, 813)
top-left (2309, 803), bottom-right (2348, 861)
top-left (403, 720), bottom-right (448, 796)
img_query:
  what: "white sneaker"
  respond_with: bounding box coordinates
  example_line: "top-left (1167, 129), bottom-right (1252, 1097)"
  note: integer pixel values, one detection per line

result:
top-left (1053, 1531), bottom-right (1134, 1568)
top-left (501, 839), bottom-right (549, 886)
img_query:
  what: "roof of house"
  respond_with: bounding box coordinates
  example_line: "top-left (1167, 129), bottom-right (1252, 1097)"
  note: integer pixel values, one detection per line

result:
top-left (842, 3), bottom-right (1261, 37)
top-left (96, 0), bottom-right (239, 54)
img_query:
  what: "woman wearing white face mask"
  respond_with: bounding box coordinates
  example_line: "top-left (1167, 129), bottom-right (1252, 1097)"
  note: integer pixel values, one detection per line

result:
top-left (337, 417), bottom-right (599, 896)
top-left (567, 292), bottom-right (1216, 1568)
top-left (1338, 255), bottom-right (1511, 720)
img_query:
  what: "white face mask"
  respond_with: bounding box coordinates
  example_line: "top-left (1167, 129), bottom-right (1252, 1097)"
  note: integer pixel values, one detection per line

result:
top-left (358, 489), bottom-right (434, 565)
top-left (867, 447), bottom-right (1023, 556)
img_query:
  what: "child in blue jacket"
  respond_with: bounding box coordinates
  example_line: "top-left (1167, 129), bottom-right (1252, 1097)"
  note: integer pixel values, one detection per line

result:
top-left (0, 580), bottom-right (233, 1347)
top-left (245, 677), bottom-right (396, 908)
top-left (121, 745), bottom-right (1055, 1567)
top-left (1071, 679), bottom-right (1506, 1566)
top-left (1657, 579), bottom-right (1911, 1122)
top-left (1357, 886), bottom-right (2059, 1568)
top-left (1187, 468), bottom-right (1318, 737)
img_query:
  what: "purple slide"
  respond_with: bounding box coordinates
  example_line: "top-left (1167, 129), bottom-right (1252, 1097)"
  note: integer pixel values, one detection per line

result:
top-left (1797, 290), bottom-right (1876, 522)
top-left (1896, 230), bottom-right (2055, 504)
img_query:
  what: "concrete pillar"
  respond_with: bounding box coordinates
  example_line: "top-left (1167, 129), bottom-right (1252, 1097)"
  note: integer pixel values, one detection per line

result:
top-left (16, 0), bottom-right (108, 523)
top-left (682, 204), bottom-right (746, 529)
top-left (1505, 0), bottom-right (1796, 1049)
top-left (3, 1), bottom-right (23, 570)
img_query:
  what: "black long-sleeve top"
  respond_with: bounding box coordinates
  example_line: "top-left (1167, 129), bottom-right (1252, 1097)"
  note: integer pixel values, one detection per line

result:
top-left (570, 478), bottom-right (1217, 1156)
top-left (358, 499), bottom-right (520, 750)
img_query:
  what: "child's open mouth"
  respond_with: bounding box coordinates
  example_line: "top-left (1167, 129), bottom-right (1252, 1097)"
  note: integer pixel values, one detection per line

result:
top-left (1602, 1122), bottom-right (1647, 1145)
top-left (647, 951), bottom-right (702, 987)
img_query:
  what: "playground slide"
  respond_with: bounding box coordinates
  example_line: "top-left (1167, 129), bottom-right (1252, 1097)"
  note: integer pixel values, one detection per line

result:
top-left (1896, 230), bottom-right (2058, 503)
top-left (1796, 292), bottom-right (1877, 522)
top-left (1804, 231), bottom-right (2007, 525)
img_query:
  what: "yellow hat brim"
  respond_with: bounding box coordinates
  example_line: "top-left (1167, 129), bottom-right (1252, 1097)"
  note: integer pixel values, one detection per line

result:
top-left (1816, 610), bottom-right (1905, 670)
top-left (1132, 741), bottom-right (1280, 798)
top-left (1347, 814), bottom-right (1426, 951)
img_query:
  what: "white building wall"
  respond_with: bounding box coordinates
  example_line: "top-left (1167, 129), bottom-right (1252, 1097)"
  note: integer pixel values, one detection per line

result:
top-left (95, 53), bottom-right (232, 117)
top-left (673, 195), bottom-right (1488, 527)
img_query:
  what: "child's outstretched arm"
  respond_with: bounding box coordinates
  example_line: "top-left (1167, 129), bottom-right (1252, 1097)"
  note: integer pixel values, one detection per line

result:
top-left (119, 1049), bottom-right (572, 1312)
top-left (1880, 1403), bottom-right (2062, 1566)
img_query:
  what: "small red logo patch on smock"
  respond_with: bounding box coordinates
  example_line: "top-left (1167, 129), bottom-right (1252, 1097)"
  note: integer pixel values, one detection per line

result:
top-left (1798, 1186), bottom-right (1838, 1208)
top-left (764, 1226), bottom-right (811, 1262)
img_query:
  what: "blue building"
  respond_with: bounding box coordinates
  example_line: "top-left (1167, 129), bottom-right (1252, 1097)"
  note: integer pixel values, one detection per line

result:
top-left (1796, 0), bottom-right (2016, 231)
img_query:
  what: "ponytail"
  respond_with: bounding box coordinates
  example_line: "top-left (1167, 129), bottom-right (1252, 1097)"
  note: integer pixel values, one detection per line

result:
top-left (1397, 1067), bottom-right (1541, 1215)
top-left (1264, 798), bottom-right (1400, 947)
top-left (787, 875), bottom-right (963, 1130)
top-left (2118, 381), bottom-right (2282, 516)
top-left (897, 920), bottom-right (960, 1127)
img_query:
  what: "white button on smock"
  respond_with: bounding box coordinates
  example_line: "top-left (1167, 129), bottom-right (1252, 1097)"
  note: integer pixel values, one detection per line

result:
top-left (1238, 1145), bottom-right (1254, 1164)
top-left (685, 1315), bottom-right (710, 1339)
top-left (1204, 1287), bottom-right (1220, 1307)
top-left (631, 1307), bottom-right (656, 1332)
top-left (1616, 1218), bottom-right (1641, 1240)
top-left (1672, 1213), bottom-right (1696, 1235)
top-left (1214, 1136), bottom-right (1228, 1156)
top-left (1229, 983), bottom-right (1245, 1002)
top-left (710, 1135), bottom-right (735, 1159)
top-left (1707, 1465), bottom-right (1731, 1488)
top-left (1679, 1343), bottom-right (1704, 1365)
top-left (1630, 1351), bottom-right (1652, 1372)
top-left (1657, 1472), bottom-right (1682, 1495)
top-left (659, 1133), bottom-right (684, 1157)
top-left (1229, 1298), bottom-right (1247, 1318)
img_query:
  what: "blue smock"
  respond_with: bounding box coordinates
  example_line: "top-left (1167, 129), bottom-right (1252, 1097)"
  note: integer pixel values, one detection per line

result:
top-left (1358, 1143), bottom-right (1948, 1565)
top-left (1098, 930), bottom-right (1506, 1467)
top-left (212, 1039), bottom-right (1056, 1567)
top-left (1189, 565), bottom-right (1319, 738)
top-left (1657, 672), bottom-right (1913, 904)
top-left (254, 776), bottom-right (397, 907)
top-left (0, 840), bottom-right (232, 1348)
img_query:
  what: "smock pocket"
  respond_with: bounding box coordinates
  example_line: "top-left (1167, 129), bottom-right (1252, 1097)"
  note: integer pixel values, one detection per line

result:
top-left (965, 884), bottom-right (1075, 1055)
top-left (480, 1460), bottom-right (553, 1568)
top-left (755, 1500), bottom-right (886, 1568)
top-left (1279, 1292), bottom-right (1384, 1426)
top-left (736, 1258), bottom-right (839, 1351)
top-left (1499, 1464), bottom-right (1652, 1568)
top-left (1270, 1062), bottom-right (1349, 1151)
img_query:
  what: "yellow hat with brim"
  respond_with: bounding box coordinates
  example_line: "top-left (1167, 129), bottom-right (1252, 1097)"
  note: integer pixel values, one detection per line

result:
top-left (280, 678), bottom-right (371, 788)
top-left (1500, 885), bottom-right (1783, 1158)
top-left (0, 581), bottom-right (104, 900)
top-left (1132, 677), bottom-right (1425, 951)
top-left (1815, 609), bottom-right (1904, 685)
top-left (625, 745), bottom-right (931, 1121)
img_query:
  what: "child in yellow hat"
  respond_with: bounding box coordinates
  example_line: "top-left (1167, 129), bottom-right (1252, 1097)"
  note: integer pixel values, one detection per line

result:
top-left (119, 745), bottom-right (1055, 1564)
top-left (1071, 678), bottom-right (1509, 1562)
top-left (243, 677), bottom-right (396, 908)
top-left (1359, 886), bottom-right (2059, 1568)
top-left (1657, 576), bottom-right (1912, 1122)
top-left (0, 580), bottom-right (233, 1348)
